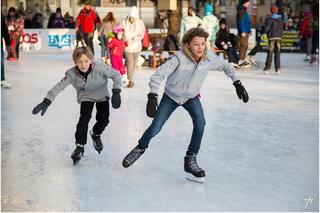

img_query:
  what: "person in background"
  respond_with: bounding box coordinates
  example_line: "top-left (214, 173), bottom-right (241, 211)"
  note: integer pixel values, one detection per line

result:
top-left (215, 18), bottom-right (241, 68)
top-left (75, 3), bottom-right (101, 54)
top-left (300, 11), bottom-right (313, 62)
top-left (120, 6), bottom-right (145, 88)
top-left (32, 13), bottom-right (44, 28)
top-left (309, 4), bottom-right (319, 64)
top-left (202, 2), bottom-right (219, 51)
top-left (108, 26), bottom-right (128, 86)
top-left (5, 7), bottom-right (24, 61)
top-left (285, 19), bottom-right (295, 31)
top-left (261, 5), bottom-right (284, 74)
top-left (32, 46), bottom-right (122, 165)
top-left (236, 0), bottom-right (251, 67)
top-left (1, 15), bottom-right (12, 89)
top-left (51, 10), bottom-right (65, 28)
top-left (47, 7), bottom-right (62, 28)
top-left (179, 6), bottom-right (203, 45)
top-left (24, 11), bottom-right (35, 28)
top-left (99, 12), bottom-right (116, 64)
top-left (64, 12), bottom-right (76, 28)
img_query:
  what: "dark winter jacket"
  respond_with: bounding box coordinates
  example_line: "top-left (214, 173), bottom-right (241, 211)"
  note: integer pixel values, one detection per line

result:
top-left (215, 29), bottom-right (238, 50)
top-left (236, 5), bottom-right (251, 34)
top-left (261, 14), bottom-right (284, 40)
top-left (1, 16), bottom-right (11, 50)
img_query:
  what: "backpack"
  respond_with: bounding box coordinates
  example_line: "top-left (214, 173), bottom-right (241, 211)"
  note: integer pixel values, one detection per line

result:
top-left (142, 27), bottom-right (150, 48)
top-left (164, 34), bottom-right (179, 51)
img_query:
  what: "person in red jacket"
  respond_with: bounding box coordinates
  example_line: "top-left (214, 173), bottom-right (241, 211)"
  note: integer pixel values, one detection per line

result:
top-left (108, 26), bottom-right (128, 86)
top-left (75, 3), bottom-right (101, 54)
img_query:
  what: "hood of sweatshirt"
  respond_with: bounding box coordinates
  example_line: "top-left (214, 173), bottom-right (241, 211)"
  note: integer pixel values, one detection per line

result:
top-left (271, 13), bottom-right (282, 20)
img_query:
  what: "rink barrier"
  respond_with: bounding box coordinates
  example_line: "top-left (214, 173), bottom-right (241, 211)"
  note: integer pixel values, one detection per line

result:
top-left (19, 29), bottom-right (100, 54)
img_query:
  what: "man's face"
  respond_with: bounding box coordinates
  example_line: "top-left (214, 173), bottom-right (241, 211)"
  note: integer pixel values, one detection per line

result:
top-left (187, 36), bottom-right (206, 60)
top-left (75, 54), bottom-right (92, 73)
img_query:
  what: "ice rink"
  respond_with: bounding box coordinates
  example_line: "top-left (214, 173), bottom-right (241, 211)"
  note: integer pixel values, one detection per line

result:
top-left (1, 51), bottom-right (319, 211)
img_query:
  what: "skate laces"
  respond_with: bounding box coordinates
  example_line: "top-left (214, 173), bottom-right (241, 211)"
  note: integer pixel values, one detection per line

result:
top-left (125, 146), bottom-right (145, 164)
top-left (187, 155), bottom-right (203, 172)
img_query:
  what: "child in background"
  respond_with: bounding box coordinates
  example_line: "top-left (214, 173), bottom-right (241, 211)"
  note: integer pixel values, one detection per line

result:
top-left (32, 46), bottom-right (122, 165)
top-left (108, 26), bottom-right (128, 86)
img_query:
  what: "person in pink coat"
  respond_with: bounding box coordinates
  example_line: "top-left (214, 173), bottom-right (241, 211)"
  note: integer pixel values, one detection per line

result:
top-left (108, 26), bottom-right (128, 85)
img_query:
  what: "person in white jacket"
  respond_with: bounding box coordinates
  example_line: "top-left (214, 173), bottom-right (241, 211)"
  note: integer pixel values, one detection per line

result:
top-left (202, 3), bottom-right (219, 51)
top-left (120, 6), bottom-right (146, 88)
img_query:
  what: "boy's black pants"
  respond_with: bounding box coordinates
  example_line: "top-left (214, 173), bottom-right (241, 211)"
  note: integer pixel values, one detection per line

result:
top-left (75, 101), bottom-right (109, 145)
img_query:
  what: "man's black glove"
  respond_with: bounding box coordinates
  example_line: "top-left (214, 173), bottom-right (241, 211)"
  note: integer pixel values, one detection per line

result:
top-left (32, 98), bottom-right (52, 116)
top-left (233, 80), bottom-right (249, 103)
top-left (111, 88), bottom-right (121, 109)
top-left (146, 93), bottom-right (158, 118)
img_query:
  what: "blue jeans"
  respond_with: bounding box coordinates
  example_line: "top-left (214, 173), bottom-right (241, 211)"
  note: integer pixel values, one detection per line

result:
top-left (139, 93), bottom-right (206, 154)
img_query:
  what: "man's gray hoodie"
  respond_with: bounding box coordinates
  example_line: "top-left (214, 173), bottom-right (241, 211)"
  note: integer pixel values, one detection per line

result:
top-left (45, 60), bottom-right (122, 103)
top-left (149, 47), bottom-right (239, 105)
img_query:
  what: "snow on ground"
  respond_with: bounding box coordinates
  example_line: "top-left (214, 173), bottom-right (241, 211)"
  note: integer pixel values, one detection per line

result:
top-left (1, 51), bottom-right (319, 211)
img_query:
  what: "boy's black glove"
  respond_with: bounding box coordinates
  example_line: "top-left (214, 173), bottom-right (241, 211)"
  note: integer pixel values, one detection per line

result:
top-left (32, 98), bottom-right (52, 116)
top-left (111, 88), bottom-right (121, 109)
top-left (233, 80), bottom-right (249, 103)
top-left (146, 93), bottom-right (158, 118)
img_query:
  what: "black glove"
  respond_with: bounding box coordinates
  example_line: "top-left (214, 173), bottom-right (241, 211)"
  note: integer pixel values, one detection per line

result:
top-left (146, 93), bottom-right (158, 118)
top-left (111, 88), bottom-right (121, 109)
top-left (32, 98), bottom-right (52, 116)
top-left (233, 80), bottom-right (249, 103)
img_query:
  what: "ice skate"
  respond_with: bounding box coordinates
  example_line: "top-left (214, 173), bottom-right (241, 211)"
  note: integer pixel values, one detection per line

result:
top-left (1, 81), bottom-right (11, 89)
top-left (275, 68), bottom-right (281, 74)
top-left (122, 145), bottom-right (146, 168)
top-left (310, 55), bottom-right (318, 65)
top-left (71, 144), bottom-right (84, 165)
top-left (184, 152), bottom-right (205, 183)
top-left (90, 130), bottom-right (103, 154)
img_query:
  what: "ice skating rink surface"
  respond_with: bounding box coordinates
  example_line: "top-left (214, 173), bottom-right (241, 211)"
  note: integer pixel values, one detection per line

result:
top-left (1, 52), bottom-right (319, 211)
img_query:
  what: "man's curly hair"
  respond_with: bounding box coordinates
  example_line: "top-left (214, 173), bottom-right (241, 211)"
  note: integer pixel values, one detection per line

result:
top-left (182, 27), bottom-right (209, 45)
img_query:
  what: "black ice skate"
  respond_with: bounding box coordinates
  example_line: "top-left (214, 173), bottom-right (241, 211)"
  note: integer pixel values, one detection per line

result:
top-left (184, 152), bottom-right (205, 183)
top-left (71, 144), bottom-right (84, 165)
top-left (122, 145), bottom-right (146, 168)
top-left (90, 130), bottom-right (103, 154)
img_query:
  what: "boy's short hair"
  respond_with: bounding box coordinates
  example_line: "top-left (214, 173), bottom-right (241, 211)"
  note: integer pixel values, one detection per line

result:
top-left (182, 27), bottom-right (209, 45)
top-left (72, 46), bottom-right (94, 62)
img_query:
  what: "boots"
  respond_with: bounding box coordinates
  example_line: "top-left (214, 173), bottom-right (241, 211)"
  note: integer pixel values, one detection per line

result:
top-left (122, 145), bottom-right (146, 168)
top-left (90, 130), bottom-right (103, 154)
top-left (184, 151), bottom-right (205, 183)
top-left (71, 144), bottom-right (84, 165)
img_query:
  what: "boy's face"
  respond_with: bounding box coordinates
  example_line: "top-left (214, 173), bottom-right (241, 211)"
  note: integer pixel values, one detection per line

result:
top-left (187, 36), bottom-right (206, 60)
top-left (75, 54), bottom-right (92, 73)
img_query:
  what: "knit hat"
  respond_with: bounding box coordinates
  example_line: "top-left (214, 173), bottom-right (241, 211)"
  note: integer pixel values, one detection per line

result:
top-left (129, 6), bottom-right (139, 18)
top-left (241, 0), bottom-right (249, 4)
top-left (270, 5), bottom-right (279, 14)
top-left (204, 3), bottom-right (213, 16)
top-left (113, 25), bottom-right (124, 34)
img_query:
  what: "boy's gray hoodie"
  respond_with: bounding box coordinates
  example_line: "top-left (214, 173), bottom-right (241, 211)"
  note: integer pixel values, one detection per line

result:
top-left (149, 48), bottom-right (239, 105)
top-left (45, 60), bottom-right (122, 103)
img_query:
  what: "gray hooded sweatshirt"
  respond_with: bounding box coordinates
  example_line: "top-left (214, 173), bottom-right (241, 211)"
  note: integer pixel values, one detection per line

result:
top-left (149, 48), bottom-right (239, 105)
top-left (45, 60), bottom-right (122, 103)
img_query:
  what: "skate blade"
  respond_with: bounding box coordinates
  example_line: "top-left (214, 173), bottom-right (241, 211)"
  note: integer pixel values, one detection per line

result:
top-left (185, 174), bottom-right (205, 183)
